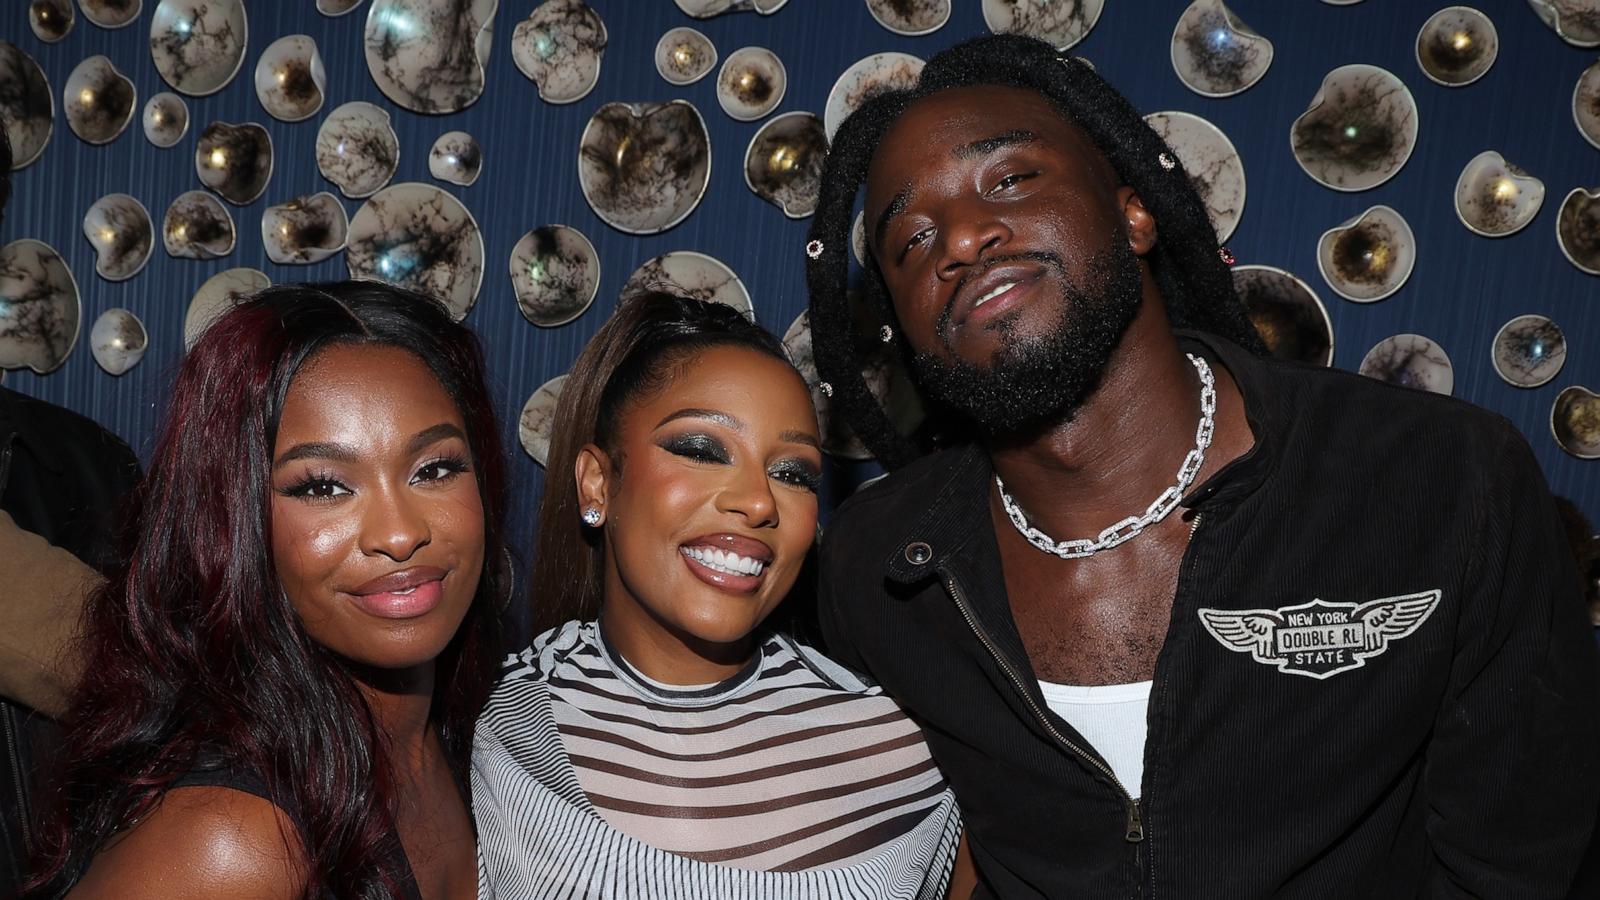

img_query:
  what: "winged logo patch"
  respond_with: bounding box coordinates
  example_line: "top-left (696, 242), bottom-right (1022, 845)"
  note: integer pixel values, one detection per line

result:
top-left (1198, 591), bottom-right (1441, 679)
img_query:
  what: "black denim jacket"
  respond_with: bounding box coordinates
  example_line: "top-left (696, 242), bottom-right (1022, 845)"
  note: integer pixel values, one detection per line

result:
top-left (0, 388), bottom-right (138, 895)
top-left (817, 332), bottom-right (1600, 899)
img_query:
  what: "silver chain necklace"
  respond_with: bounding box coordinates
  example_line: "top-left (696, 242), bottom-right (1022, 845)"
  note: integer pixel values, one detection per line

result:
top-left (995, 353), bottom-right (1216, 560)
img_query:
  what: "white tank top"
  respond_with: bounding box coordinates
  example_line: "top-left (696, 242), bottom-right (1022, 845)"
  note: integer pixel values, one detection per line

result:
top-left (1036, 679), bottom-right (1153, 800)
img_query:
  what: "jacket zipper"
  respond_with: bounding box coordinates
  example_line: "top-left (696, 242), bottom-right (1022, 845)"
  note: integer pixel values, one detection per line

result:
top-left (2, 708), bottom-right (28, 847)
top-left (940, 571), bottom-right (1144, 844)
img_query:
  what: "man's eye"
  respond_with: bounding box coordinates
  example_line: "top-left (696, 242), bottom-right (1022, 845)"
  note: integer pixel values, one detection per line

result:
top-left (989, 172), bottom-right (1033, 194)
top-left (905, 227), bottom-right (933, 252)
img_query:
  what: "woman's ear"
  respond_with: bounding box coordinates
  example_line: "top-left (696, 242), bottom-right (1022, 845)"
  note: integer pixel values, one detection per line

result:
top-left (1119, 186), bottom-right (1158, 256)
top-left (575, 443), bottom-right (612, 527)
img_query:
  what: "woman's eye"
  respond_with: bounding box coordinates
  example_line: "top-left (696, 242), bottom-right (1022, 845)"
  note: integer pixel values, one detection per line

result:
top-left (415, 456), bottom-right (470, 483)
top-left (661, 434), bottom-right (730, 464)
top-left (770, 462), bottom-right (822, 493)
top-left (281, 477), bottom-right (351, 501)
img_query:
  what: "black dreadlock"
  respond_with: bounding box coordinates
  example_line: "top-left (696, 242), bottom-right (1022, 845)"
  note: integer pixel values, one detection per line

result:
top-left (805, 33), bottom-right (1264, 471)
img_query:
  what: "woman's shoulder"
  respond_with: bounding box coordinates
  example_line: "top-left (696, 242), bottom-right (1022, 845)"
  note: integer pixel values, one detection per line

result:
top-left (67, 784), bottom-right (305, 899)
top-left (769, 632), bottom-right (884, 695)
top-left (498, 618), bottom-right (596, 683)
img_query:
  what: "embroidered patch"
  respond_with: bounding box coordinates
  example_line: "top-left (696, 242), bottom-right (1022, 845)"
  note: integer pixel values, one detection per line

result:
top-left (1198, 591), bottom-right (1441, 680)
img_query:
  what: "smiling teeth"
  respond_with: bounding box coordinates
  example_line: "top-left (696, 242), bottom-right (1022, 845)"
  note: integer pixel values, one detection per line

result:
top-left (974, 282), bottom-right (1017, 308)
top-left (683, 546), bottom-right (766, 577)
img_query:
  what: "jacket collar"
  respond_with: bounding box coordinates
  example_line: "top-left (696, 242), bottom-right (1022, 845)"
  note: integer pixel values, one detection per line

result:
top-left (0, 387), bottom-right (64, 478)
top-left (883, 330), bottom-right (1281, 586)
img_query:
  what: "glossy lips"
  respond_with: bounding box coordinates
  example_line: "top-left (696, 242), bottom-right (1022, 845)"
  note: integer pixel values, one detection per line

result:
top-left (346, 566), bottom-right (447, 619)
top-left (680, 535), bottom-right (772, 593)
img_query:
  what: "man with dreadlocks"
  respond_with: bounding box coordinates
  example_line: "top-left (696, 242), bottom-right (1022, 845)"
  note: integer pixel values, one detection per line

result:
top-left (805, 34), bottom-right (1599, 899)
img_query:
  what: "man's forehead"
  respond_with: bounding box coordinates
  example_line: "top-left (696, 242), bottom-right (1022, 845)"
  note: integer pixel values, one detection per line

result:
top-left (866, 85), bottom-right (1110, 195)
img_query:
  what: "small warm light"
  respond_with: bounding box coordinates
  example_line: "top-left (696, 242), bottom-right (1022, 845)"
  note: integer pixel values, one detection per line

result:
top-left (280, 223), bottom-right (290, 235)
top-left (527, 260), bottom-right (546, 281)
top-left (151, 110), bottom-right (164, 123)
top-left (175, 224), bottom-right (188, 237)
top-left (1342, 124), bottom-right (1359, 140)
top-left (613, 133), bottom-right (633, 169)
top-left (1363, 244), bottom-right (1391, 272)
top-left (674, 45), bottom-right (693, 66)
top-left (738, 71), bottom-right (757, 90)
top-left (276, 70), bottom-right (288, 84)
top-left (78, 88), bottom-right (94, 105)
top-left (209, 148), bottom-right (227, 167)
top-left (99, 228), bottom-right (115, 242)
top-left (1492, 177), bottom-right (1518, 201)
top-left (1450, 31), bottom-right (1472, 52)
top-left (768, 145), bottom-right (797, 174)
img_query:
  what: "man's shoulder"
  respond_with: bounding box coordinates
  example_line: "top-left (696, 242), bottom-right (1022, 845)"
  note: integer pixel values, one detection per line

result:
top-left (823, 446), bottom-right (975, 568)
top-left (1256, 355), bottom-right (1521, 471)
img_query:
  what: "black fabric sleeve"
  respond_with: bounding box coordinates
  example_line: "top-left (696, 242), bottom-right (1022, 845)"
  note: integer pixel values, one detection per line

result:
top-left (816, 530), bottom-right (871, 679)
top-left (1423, 425), bottom-right (1600, 897)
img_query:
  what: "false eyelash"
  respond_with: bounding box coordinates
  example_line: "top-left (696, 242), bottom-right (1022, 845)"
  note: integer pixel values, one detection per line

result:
top-left (659, 433), bottom-right (731, 465)
top-left (771, 460), bottom-right (823, 493)
top-left (278, 469), bottom-right (347, 499)
top-left (416, 453), bottom-right (472, 480)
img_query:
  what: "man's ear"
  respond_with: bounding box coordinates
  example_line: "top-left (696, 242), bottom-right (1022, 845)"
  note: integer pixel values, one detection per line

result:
top-left (1119, 186), bottom-right (1157, 256)
top-left (575, 443), bottom-right (613, 526)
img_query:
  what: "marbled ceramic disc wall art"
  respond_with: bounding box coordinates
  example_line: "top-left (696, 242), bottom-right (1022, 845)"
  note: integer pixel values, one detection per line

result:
top-left (89, 307), bottom-right (147, 375)
top-left (3, 1), bottom-right (1597, 536)
top-left (0, 239), bottom-right (80, 374)
top-left (346, 182), bottom-right (486, 321)
top-left (578, 101), bottom-right (712, 234)
top-left (364, 0), bottom-right (496, 114)
top-left (0, 41), bottom-right (54, 168)
top-left (149, 0), bottom-right (249, 97)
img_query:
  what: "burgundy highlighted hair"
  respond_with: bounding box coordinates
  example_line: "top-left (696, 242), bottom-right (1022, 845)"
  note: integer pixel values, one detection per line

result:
top-left (29, 282), bottom-right (508, 898)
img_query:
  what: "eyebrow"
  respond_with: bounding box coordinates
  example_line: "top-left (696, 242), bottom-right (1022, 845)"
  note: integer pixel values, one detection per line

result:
top-left (655, 409), bottom-right (821, 450)
top-left (780, 429), bottom-right (821, 451)
top-left (656, 408), bottom-right (742, 430)
top-left (273, 422), bottom-right (467, 470)
top-left (873, 130), bottom-right (1042, 252)
top-left (954, 129), bottom-right (1040, 159)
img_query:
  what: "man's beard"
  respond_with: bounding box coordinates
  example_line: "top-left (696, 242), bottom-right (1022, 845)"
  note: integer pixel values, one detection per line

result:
top-left (910, 240), bottom-right (1144, 437)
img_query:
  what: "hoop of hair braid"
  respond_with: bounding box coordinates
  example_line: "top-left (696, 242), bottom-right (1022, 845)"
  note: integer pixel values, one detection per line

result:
top-left (805, 34), bottom-right (1263, 471)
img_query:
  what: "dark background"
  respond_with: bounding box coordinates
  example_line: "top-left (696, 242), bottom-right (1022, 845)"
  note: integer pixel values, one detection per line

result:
top-left (2, 0), bottom-right (1595, 562)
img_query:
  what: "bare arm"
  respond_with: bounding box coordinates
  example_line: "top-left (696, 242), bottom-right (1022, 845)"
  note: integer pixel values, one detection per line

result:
top-left (67, 786), bottom-right (306, 900)
top-left (0, 510), bottom-right (101, 717)
top-left (945, 832), bottom-right (977, 900)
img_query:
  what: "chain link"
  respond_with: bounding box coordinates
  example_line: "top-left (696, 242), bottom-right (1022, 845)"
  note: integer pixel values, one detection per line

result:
top-left (996, 353), bottom-right (1216, 561)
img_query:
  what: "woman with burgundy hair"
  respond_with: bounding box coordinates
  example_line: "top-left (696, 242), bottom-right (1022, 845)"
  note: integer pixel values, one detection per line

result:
top-left (26, 282), bottom-right (508, 898)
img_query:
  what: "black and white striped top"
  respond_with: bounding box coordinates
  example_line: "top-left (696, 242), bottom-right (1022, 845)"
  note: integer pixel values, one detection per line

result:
top-left (472, 620), bottom-right (961, 899)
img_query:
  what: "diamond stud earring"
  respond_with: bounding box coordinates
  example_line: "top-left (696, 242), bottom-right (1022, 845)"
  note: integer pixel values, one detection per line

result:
top-left (581, 507), bottom-right (602, 527)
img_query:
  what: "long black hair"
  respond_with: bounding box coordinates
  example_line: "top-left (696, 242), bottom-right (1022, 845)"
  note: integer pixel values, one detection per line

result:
top-left (31, 282), bottom-right (508, 898)
top-left (805, 33), bottom-right (1263, 469)
top-left (529, 291), bottom-right (791, 638)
